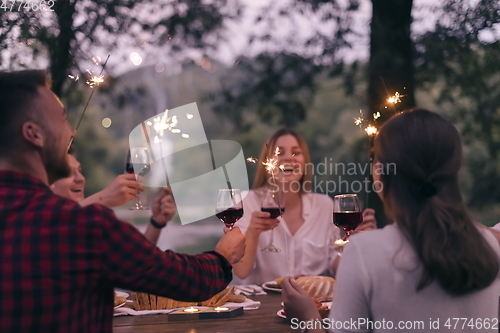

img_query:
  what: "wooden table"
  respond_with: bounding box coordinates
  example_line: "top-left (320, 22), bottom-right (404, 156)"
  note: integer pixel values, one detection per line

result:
top-left (113, 293), bottom-right (300, 333)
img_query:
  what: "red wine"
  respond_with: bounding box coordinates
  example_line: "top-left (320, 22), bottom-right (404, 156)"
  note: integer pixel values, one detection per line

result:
top-left (125, 163), bottom-right (150, 176)
top-left (216, 208), bottom-right (243, 227)
top-left (261, 207), bottom-right (285, 218)
top-left (125, 163), bottom-right (135, 174)
top-left (333, 211), bottom-right (362, 232)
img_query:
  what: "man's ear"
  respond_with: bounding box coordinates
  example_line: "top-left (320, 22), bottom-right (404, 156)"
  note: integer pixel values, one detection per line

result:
top-left (21, 121), bottom-right (44, 148)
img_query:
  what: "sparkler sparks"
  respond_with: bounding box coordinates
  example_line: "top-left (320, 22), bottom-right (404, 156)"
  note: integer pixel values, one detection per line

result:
top-left (85, 70), bottom-right (104, 88)
top-left (263, 157), bottom-right (279, 176)
top-left (246, 146), bottom-right (282, 178)
top-left (354, 117), bottom-right (364, 126)
top-left (354, 110), bottom-right (365, 127)
top-left (373, 112), bottom-right (381, 120)
top-left (72, 55), bottom-right (110, 132)
top-left (146, 109), bottom-right (193, 141)
top-left (387, 92), bottom-right (401, 104)
top-left (365, 125), bottom-right (378, 136)
top-left (68, 74), bottom-right (79, 82)
top-left (150, 110), bottom-right (179, 137)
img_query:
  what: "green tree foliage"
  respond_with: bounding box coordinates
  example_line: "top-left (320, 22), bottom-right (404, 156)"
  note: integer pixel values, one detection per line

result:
top-left (211, 0), bottom-right (361, 129)
top-left (415, 0), bottom-right (500, 206)
top-left (0, 0), bottom-right (241, 96)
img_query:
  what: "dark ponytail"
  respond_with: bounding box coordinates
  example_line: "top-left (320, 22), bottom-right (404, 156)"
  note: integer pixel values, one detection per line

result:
top-left (374, 109), bottom-right (499, 295)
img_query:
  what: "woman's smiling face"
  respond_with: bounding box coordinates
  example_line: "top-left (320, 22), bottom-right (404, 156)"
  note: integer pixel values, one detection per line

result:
top-left (272, 134), bottom-right (306, 185)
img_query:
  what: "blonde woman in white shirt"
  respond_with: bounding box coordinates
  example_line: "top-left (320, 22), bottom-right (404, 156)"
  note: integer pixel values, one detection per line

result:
top-left (233, 128), bottom-right (376, 285)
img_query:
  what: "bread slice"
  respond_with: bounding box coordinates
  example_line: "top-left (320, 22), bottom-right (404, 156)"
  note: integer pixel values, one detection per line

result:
top-left (200, 286), bottom-right (235, 307)
top-left (133, 286), bottom-right (236, 310)
top-left (295, 276), bottom-right (335, 302)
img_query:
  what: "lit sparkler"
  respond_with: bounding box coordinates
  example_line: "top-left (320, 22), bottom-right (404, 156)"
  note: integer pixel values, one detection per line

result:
top-left (387, 92), bottom-right (402, 104)
top-left (263, 156), bottom-right (279, 176)
top-left (365, 125), bottom-right (378, 136)
top-left (354, 89), bottom-right (407, 207)
top-left (85, 70), bottom-right (104, 88)
top-left (146, 110), bottom-right (193, 142)
top-left (354, 109), bottom-right (364, 127)
top-left (69, 55), bottom-right (111, 150)
top-left (246, 146), bottom-right (282, 179)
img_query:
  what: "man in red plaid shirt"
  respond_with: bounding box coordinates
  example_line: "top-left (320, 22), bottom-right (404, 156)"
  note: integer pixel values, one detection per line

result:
top-left (0, 70), bottom-right (246, 333)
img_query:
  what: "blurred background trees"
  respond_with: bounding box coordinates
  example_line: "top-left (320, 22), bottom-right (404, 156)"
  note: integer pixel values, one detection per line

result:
top-left (1, 0), bottom-right (500, 227)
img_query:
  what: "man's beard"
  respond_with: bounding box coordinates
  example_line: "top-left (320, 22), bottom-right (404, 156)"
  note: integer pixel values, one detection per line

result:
top-left (42, 137), bottom-right (72, 184)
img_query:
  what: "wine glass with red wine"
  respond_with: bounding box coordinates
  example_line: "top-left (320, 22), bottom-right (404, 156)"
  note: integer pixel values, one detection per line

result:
top-left (261, 187), bottom-right (284, 252)
top-left (126, 147), bottom-right (152, 210)
top-left (216, 189), bottom-right (243, 230)
top-left (333, 194), bottom-right (362, 238)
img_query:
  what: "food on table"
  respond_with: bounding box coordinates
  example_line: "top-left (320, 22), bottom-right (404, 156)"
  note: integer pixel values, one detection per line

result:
top-left (312, 298), bottom-right (330, 318)
top-left (227, 294), bottom-right (247, 303)
top-left (133, 286), bottom-right (244, 310)
top-left (294, 276), bottom-right (335, 302)
top-left (271, 275), bottom-right (305, 289)
top-left (114, 291), bottom-right (127, 307)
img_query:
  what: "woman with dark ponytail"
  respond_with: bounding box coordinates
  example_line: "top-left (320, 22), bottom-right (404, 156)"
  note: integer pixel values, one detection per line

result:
top-left (281, 109), bottom-right (500, 332)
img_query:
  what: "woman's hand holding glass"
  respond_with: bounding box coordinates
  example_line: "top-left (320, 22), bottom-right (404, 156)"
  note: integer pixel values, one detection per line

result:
top-left (260, 187), bottom-right (284, 252)
top-left (246, 211), bottom-right (280, 235)
top-left (353, 208), bottom-right (377, 234)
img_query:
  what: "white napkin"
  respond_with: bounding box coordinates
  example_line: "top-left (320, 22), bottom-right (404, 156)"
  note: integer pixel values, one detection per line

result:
top-left (234, 285), bottom-right (267, 296)
top-left (114, 298), bottom-right (261, 316)
top-left (224, 297), bottom-right (261, 310)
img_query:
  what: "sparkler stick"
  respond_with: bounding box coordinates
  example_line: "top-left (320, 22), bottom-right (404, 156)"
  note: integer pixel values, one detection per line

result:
top-left (354, 85), bottom-right (405, 207)
top-left (208, 140), bottom-right (233, 192)
top-left (68, 55), bottom-right (110, 150)
top-left (74, 55), bottom-right (110, 132)
top-left (247, 145), bottom-right (283, 208)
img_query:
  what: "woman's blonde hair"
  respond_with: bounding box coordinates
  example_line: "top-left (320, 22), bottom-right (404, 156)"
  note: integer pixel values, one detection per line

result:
top-left (252, 128), bottom-right (312, 193)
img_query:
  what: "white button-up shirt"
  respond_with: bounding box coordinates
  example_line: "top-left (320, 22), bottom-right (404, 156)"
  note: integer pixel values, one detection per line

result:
top-left (234, 190), bottom-right (340, 285)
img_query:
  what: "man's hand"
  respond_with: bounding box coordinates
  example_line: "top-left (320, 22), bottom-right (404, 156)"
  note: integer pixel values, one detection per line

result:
top-left (214, 227), bottom-right (246, 265)
top-left (151, 187), bottom-right (177, 226)
top-left (80, 174), bottom-right (144, 208)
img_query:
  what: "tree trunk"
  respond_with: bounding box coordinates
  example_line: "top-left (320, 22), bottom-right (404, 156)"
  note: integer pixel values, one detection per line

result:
top-left (367, 0), bottom-right (415, 226)
top-left (50, 0), bottom-right (76, 97)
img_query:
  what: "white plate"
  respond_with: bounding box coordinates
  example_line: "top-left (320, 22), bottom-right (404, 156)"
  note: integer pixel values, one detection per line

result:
top-left (116, 291), bottom-right (129, 298)
top-left (262, 281), bottom-right (282, 293)
top-left (277, 309), bottom-right (286, 319)
top-left (281, 301), bottom-right (331, 308)
top-left (322, 302), bottom-right (332, 308)
top-left (114, 291), bottom-right (129, 309)
top-left (114, 300), bottom-right (127, 309)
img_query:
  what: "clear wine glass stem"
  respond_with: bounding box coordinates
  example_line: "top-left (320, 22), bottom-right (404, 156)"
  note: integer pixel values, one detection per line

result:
top-left (135, 193), bottom-right (142, 208)
top-left (267, 229), bottom-right (275, 247)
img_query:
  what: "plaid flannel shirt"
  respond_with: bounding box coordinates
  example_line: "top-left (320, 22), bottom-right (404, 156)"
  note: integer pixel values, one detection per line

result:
top-left (0, 171), bottom-right (232, 332)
